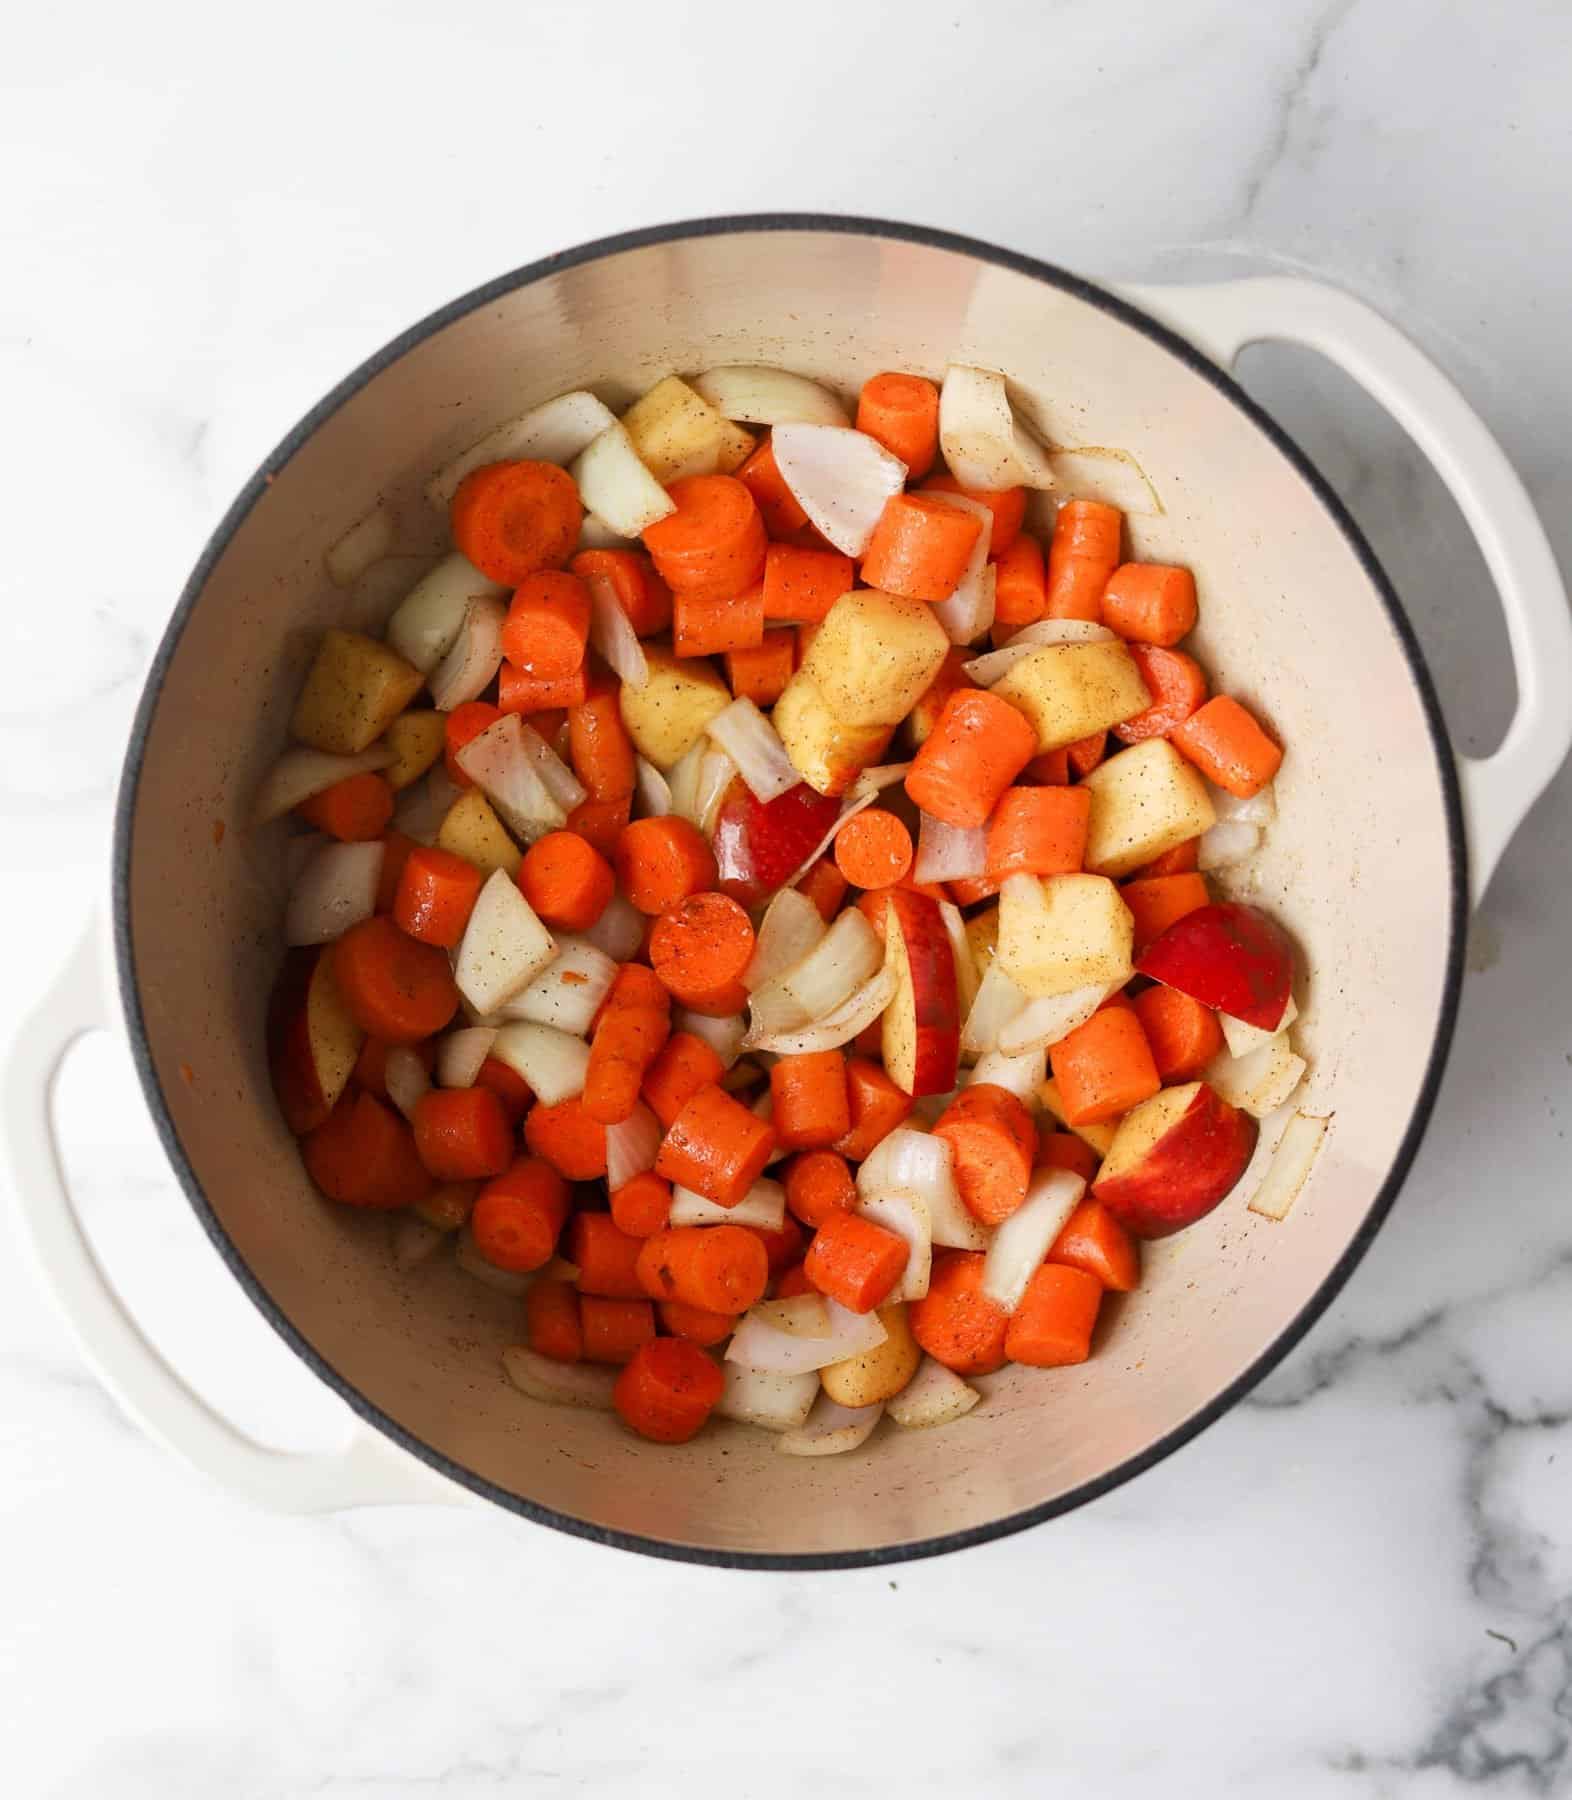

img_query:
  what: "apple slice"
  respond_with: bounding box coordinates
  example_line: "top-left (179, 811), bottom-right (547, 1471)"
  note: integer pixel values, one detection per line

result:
top-left (1135, 902), bottom-right (1296, 1032)
top-left (268, 947), bottom-right (364, 1135)
top-left (881, 889), bottom-right (960, 1098)
top-left (1093, 1081), bottom-right (1257, 1238)
top-left (711, 775), bottom-right (843, 907)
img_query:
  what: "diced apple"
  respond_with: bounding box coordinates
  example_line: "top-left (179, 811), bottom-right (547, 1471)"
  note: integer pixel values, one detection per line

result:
top-left (289, 630), bottom-right (423, 755)
top-left (267, 947), bottom-right (363, 1135)
top-left (1204, 1033), bottom-right (1306, 1119)
top-left (381, 711), bottom-right (446, 792)
top-left (772, 670), bottom-right (895, 796)
top-left (1136, 902), bottom-right (1296, 1032)
top-left (453, 870), bottom-right (557, 1015)
top-left (618, 645), bottom-right (731, 770)
top-left (618, 374), bottom-right (755, 483)
top-left (437, 790), bottom-right (522, 878)
top-left (1079, 740), bottom-right (1217, 877)
top-left (964, 904), bottom-right (1000, 970)
top-left (996, 872), bottom-right (1133, 999)
top-left (1093, 1081), bottom-right (1257, 1237)
top-left (712, 776), bottom-right (844, 907)
top-left (798, 589), bottom-right (951, 728)
top-left (989, 640), bottom-right (1151, 752)
top-left (881, 889), bottom-right (960, 1098)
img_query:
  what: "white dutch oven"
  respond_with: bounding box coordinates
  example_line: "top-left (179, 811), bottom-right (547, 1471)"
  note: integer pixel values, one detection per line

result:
top-left (7, 219), bottom-right (1571, 1566)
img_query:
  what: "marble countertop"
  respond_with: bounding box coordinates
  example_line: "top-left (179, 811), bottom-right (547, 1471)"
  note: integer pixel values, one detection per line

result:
top-left (4, 2), bottom-right (1571, 1793)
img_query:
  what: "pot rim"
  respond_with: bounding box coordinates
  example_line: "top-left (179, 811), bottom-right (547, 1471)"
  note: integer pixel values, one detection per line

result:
top-left (112, 213), bottom-right (1468, 1569)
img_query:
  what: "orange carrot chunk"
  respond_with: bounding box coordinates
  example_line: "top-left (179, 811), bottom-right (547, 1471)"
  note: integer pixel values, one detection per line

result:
top-left (582, 1296), bottom-right (657, 1365)
top-left (796, 857), bottom-right (848, 923)
top-left (1037, 1129), bottom-right (1100, 1183)
top-left (332, 916), bottom-right (460, 1044)
top-left (519, 830), bottom-right (616, 931)
top-left (985, 786), bottom-right (1091, 879)
top-left (859, 493), bottom-right (983, 602)
top-left (833, 807), bottom-right (914, 891)
top-left (642, 1031), bottom-right (727, 1130)
top-left (769, 1050), bottom-right (851, 1152)
top-left (649, 891), bottom-right (756, 1015)
top-left (1101, 563), bottom-right (1198, 647)
top-left (834, 1058), bottom-right (914, 1161)
top-left (1120, 872), bottom-right (1210, 955)
top-left (657, 1299), bottom-right (737, 1346)
top-left (1131, 985), bottom-right (1225, 1081)
top-left (412, 1087), bottom-right (514, 1181)
top-left (910, 1250), bottom-right (1009, 1375)
top-left (583, 964), bottom-right (671, 1125)
top-left (1172, 695), bottom-right (1284, 798)
top-left (992, 533), bottom-right (1048, 628)
top-left (747, 1212), bottom-right (805, 1278)
top-left (450, 460), bottom-right (582, 586)
top-left (500, 570), bottom-right (592, 678)
top-left (565, 794), bottom-right (631, 857)
top-left (474, 1055), bottom-right (532, 1123)
top-left (920, 475), bottom-right (1027, 558)
top-left (932, 1084), bottom-right (1037, 1224)
top-left (497, 663), bottom-right (589, 714)
top-left (673, 582), bottom-right (766, 657)
top-left (1048, 1005), bottom-right (1160, 1125)
top-left (1133, 838), bottom-right (1200, 878)
top-left (783, 1148), bottom-right (858, 1228)
top-left (613, 1336), bottom-right (724, 1443)
top-left (856, 372), bottom-right (940, 478)
top-left (297, 771), bottom-right (395, 842)
top-left (302, 1091), bottom-right (433, 1210)
top-left (635, 1224), bottom-right (770, 1313)
top-left (761, 542), bottom-right (855, 623)
top-left (1048, 1198), bottom-right (1141, 1292)
top-left (1005, 1263), bottom-right (1103, 1366)
top-left (1046, 499), bottom-right (1122, 622)
top-left (803, 1208), bottom-right (908, 1314)
top-left (567, 1211), bottom-right (649, 1300)
top-left (1114, 645), bottom-right (1208, 743)
top-left (567, 677), bottom-right (638, 803)
top-left (610, 1170), bottom-right (674, 1239)
top-left (735, 437), bottom-right (811, 540)
top-left (526, 1277), bottom-right (583, 1361)
top-left (615, 815), bottom-right (718, 915)
top-left (655, 1083), bottom-right (777, 1207)
top-left (905, 689), bottom-right (1037, 829)
top-left (643, 474), bottom-right (767, 600)
top-left (393, 846), bottom-right (484, 949)
top-left (570, 547), bottom-right (673, 637)
top-left (523, 1095), bottom-right (607, 1180)
top-left (471, 1156), bottom-right (570, 1271)
top-left (725, 630), bottom-right (796, 706)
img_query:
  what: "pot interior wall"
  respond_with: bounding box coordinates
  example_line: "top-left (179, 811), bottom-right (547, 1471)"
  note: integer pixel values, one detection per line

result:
top-left (123, 228), bottom-right (1455, 1557)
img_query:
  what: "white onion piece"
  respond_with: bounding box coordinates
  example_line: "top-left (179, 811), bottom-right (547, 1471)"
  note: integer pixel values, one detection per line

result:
top-left (436, 1027), bottom-right (496, 1089)
top-left (428, 594), bottom-right (507, 712)
top-left (938, 899), bottom-right (980, 1023)
top-left (1211, 781), bottom-right (1277, 826)
top-left (706, 698), bottom-right (800, 803)
top-left (1198, 819), bottom-right (1261, 870)
top-left (726, 1300), bottom-right (887, 1376)
top-left (519, 723), bottom-right (585, 815)
top-left (325, 501), bottom-right (395, 588)
top-left (382, 1047), bottom-right (431, 1123)
top-left (1205, 1033), bottom-right (1307, 1120)
top-left (674, 1008), bottom-right (747, 1070)
top-left (692, 366), bottom-right (850, 427)
top-left (980, 1169), bottom-right (1085, 1313)
top-left (284, 841), bottom-right (383, 946)
top-left (606, 1103), bottom-right (662, 1191)
top-left (453, 870), bottom-right (557, 1014)
top-left (1221, 996), bottom-right (1298, 1059)
top-left (391, 1214), bottom-right (447, 1271)
top-left (914, 811), bottom-right (988, 884)
top-left (501, 1345), bottom-right (617, 1411)
top-left (489, 1022), bottom-right (589, 1106)
top-left (749, 1294), bottom-right (831, 1338)
top-left (960, 960), bottom-right (1029, 1057)
top-left (634, 755), bottom-right (674, 819)
top-left (671, 1179), bottom-right (785, 1231)
top-left (456, 715), bottom-right (567, 844)
top-left (571, 422), bottom-right (676, 536)
top-left (939, 364), bottom-right (1056, 490)
top-left (777, 1395), bottom-right (883, 1457)
top-left (1248, 1111), bottom-right (1330, 1222)
top-left (963, 619), bottom-right (1117, 686)
top-left (1046, 446), bottom-right (1161, 516)
top-left (968, 1045), bottom-right (1045, 1106)
top-left (426, 390), bottom-right (618, 509)
top-left (692, 747), bottom-right (738, 836)
top-left (391, 765), bottom-right (463, 845)
top-left (584, 571), bottom-right (650, 689)
top-left (578, 512), bottom-right (635, 551)
top-left (580, 890), bottom-right (645, 963)
top-left (280, 830), bottom-right (328, 889)
top-left (499, 936), bottom-right (617, 1036)
top-left (856, 1128), bottom-right (988, 1251)
top-left (857, 1191), bottom-right (931, 1302)
top-left (748, 910), bottom-right (883, 1040)
top-left (253, 744), bottom-right (394, 826)
top-left (850, 761), bottom-right (915, 800)
top-left (746, 888), bottom-right (826, 993)
top-left (887, 1357), bottom-right (981, 1429)
top-left (717, 1363), bottom-right (819, 1432)
top-left (457, 1228), bottom-right (534, 1294)
top-left (997, 983), bottom-right (1107, 1056)
top-left (386, 552), bottom-right (506, 674)
top-left (771, 423), bottom-right (907, 557)
top-left (924, 492), bottom-right (995, 643)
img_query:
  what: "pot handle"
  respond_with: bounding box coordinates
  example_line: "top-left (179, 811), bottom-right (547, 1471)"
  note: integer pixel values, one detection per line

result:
top-left (1119, 275), bottom-right (1572, 907)
top-left (2, 923), bottom-right (463, 1512)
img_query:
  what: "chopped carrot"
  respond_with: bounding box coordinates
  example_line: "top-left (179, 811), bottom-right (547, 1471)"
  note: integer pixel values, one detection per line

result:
top-left (567, 1211), bottom-right (648, 1299)
top-left (1022, 747), bottom-right (1070, 786)
top-left (673, 582), bottom-right (766, 657)
top-left (657, 1299), bottom-right (736, 1346)
top-left (635, 1224), bottom-right (769, 1313)
top-left (856, 372), bottom-right (940, 477)
top-left (725, 630), bottom-right (795, 706)
top-left (834, 1058), bottom-right (914, 1160)
top-left (567, 678), bottom-right (637, 803)
top-left (1048, 1004), bottom-right (1160, 1125)
top-left (945, 874), bottom-right (1001, 907)
top-left (920, 474), bottom-right (1026, 557)
top-left (769, 1050), bottom-right (851, 1151)
top-left (1133, 838), bottom-right (1199, 878)
top-left (747, 1213), bottom-right (805, 1279)
top-left (373, 829), bottom-right (418, 914)
top-left (650, 891), bottom-right (755, 1015)
top-left (1114, 645), bottom-right (1208, 743)
top-left (474, 1055), bottom-right (532, 1123)
top-left (523, 1095), bottom-right (607, 1180)
top-left (332, 916), bottom-right (460, 1044)
top-left (643, 474), bottom-right (767, 600)
top-left (735, 437), bottom-right (811, 539)
top-left (834, 807), bottom-right (913, 890)
top-left (302, 1091), bottom-right (432, 1210)
top-left (655, 1082), bottom-right (776, 1206)
top-left (610, 1170), bottom-right (674, 1238)
top-left (1005, 1263), bottom-right (1102, 1366)
top-left (992, 533), bottom-right (1048, 628)
top-left (1067, 731), bottom-right (1106, 779)
top-left (641, 1031), bottom-right (726, 1130)
top-left (1172, 695), bottom-right (1283, 798)
top-left (1053, 498), bottom-right (1122, 562)
top-left (519, 830), bottom-right (615, 931)
top-left (444, 700), bottom-right (503, 787)
top-left (905, 689), bottom-right (1037, 829)
top-left (582, 1296), bottom-right (656, 1365)
top-left (1101, 563), bottom-right (1198, 647)
top-left (1037, 1128), bottom-right (1100, 1183)
top-left (471, 1156), bottom-right (569, 1270)
top-left (393, 845), bottom-right (484, 948)
top-left (804, 1208), bottom-right (908, 1314)
top-left (1048, 1199), bottom-right (1141, 1292)
top-left (906, 648), bottom-right (978, 749)
top-left (526, 1277), bottom-right (583, 1361)
top-left (796, 857), bottom-right (848, 923)
top-left (613, 1336), bottom-right (724, 1443)
top-left (584, 964), bottom-right (671, 1125)
top-left (500, 569), bottom-right (592, 678)
top-left (860, 493), bottom-right (983, 602)
top-left (570, 547), bottom-right (673, 637)
top-left (762, 542), bottom-right (855, 623)
top-left (412, 1087), bottom-right (513, 1181)
top-left (985, 786), bottom-right (1090, 879)
top-left (1132, 985), bottom-right (1224, 1081)
top-left (932, 1084), bottom-right (1036, 1224)
top-left (1121, 872), bottom-right (1210, 955)
top-left (498, 662), bottom-right (589, 714)
top-left (450, 459), bottom-right (581, 586)
top-left (565, 794), bottom-right (631, 857)
top-left (297, 771), bottom-right (394, 842)
top-left (783, 1148), bottom-right (857, 1228)
top-left (909, 1250), bottom-right (1009, 1375)
top-left (615, 815), bottom-right (718, 915)
top-left (774, 1261), bottom-right (815, 1299)
top-left (1046, 499), bottom-right (1121, 622)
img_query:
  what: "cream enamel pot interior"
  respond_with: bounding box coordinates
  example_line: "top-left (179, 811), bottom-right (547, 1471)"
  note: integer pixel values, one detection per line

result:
top-left (8, 219), bottom-right (1572, 1566)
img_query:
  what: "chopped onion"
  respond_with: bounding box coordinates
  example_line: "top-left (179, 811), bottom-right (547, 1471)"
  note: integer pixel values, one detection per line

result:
top-left (960, 961), bottom-right (1029, 1057)
top-left (489, 1021), bottom-right (589, 1106)
top-left (962, 618), bottom-right (1116, 686)
top-left (284, 840), bottom-right (383, 946)
top-left (1046, 446), bottom-right (1161, 516)
top-left (456, 715), bottom-right (567, 843)
top-left (747, 910), bottom-right (883, 1041)
top-left (887, 1357), bottom-right (981, 1430)
top-left (453, 870), bottom-right (557, 1014)
top-left (501, 1345), bottom-right (617, 1410)
top-left (428, 594), bottom-right (506, 712)
top-left (457, 1228), bottom-right (533, 1294)
top-left (858, 1191), bottom-right (932, 1302)
top-left (770, 423), bottom-right (907, 556)
top-left (578, 511), bottom-right (635, 551)
top-left (606, 1103), bottom-right (662, 1191)
top-left (499, 936), bottom-right (617, 1036)
top-left (726, 1300), bottom-right (887, 1375)
top-left (1248, 1112), bottom-right (1330, 1221)
top-left (1221, 997), bottom-right (1298, 1059)
top-left (939, 900), bottom-right (980, 1026)
top-left (749, 1295), bottom-right (831, 1338)
top-left (746, 888), bottom-right (826, 993)
top-left (777, 1395), bottom-right (883, 1457)
top-left (382, 1047), bottom-right (431, 1123)
top-left (580, 890), bottom-right (645, 963)
top-left (634, 755), bottom-right (674, 819)
top-left (437, 1026), bottom-right (496, 1089)
top-left (671, 1178), bottom-right (785, 1231)
top-left (706, 697), bottom-right (800, 803)
top-left (939, 364), bottom-right (1056, 490)
top-left (254, 744), bottom-right (394, 826)
top-left (924, 492), bottom-right (995, 644)
top-left (692, 366), bottom-right (850, 427)
top-left (386, 552), bottom-right (506, 674)
top-left (857, 1128), bottom-right (988, 1251)
top-left (521, 723), bottom-right (585, 814)
top-left (968, 1045), bottom-right (1045, 1105)
top-left (571, 421), bottom-right (677, 536)
top-left (717, 1363), bottom-right (819, 1432)
top-left (1205, 1033), bottom-right (1307, 1119)
top-left (674, 1008), bottom-right (747, 1069)
top-left (1198, 819), bottom-right (1261, 869)
top-left (391, 1214), bottom-right (447, 1271)
top-left (914, 811), bottom-right (988, 884)
top-left (691, 747), bottom-right (738, 836)
top-left (391, 765), bottom-right (463, 845)
top-left (997, 983), bottom-right (1107, 1056)
top-left (584, 571), bottom-right (649, 689)
top-left (980, 1169), bottom-right (1086, 1313)
top-left (426, 390), bottom-right (618, 509)
top-left (325, 500), bottom-right (396, 588)
top-left (1212, 781), bottom-right (1277, 827)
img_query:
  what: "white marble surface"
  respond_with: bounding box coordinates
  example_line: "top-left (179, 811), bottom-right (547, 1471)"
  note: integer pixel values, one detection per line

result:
top-left (4, 1), bottom-right (1572, 1793)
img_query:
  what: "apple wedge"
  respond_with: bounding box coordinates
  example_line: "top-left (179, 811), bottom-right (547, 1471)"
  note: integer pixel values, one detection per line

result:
top-left (1136, 902), bottom-right (1296, 1032)
top-left (268, 947), bottom-right (364, 1135)
top-left (1093, 1081), bottom-right (1257, 1238)
top-left (881, 889), bottom-right (960, 1098)
top-left (996, 872), bottom-right (1134, 999)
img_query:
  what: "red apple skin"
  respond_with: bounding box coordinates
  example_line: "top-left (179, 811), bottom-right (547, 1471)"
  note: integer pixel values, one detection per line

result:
top-left (1135, 903), bottom-right (1295, 1032)
top-left (268, 948), bottom-right (362, 1136)
top-left (712, 778), bottom-right (842, 908)
top-left (883, 889), bottom-right (960, 1098)
top-left (1094, 1084), bottom-right (1257, 1238)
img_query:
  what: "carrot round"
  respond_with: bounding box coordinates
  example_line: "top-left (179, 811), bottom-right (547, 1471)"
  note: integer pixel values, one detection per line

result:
top-left (909, 1250), bottom-right (1009, 1375)
top-left (518, 830), bottom-right (615, 931)
top-left (570, 547), bottom-right (673, 637)
top-left (1048, 1198), bottom-right (1140, 1292)
top-left (747, 1213), bottom-right (805, 1278)
top-left (769, 1050), bottom-right (851, 1152)
top-left (905, 689), bottom-right (1037, 829)
top-left (581, 1296), bottom-right (657, 1366)
top-left (657, 1299), bottom-right (736, 1346)
top-left (1133, 838), bottom-right (1200, 878)
top-left (583, 964), bottom-right (671, 1125)
top-left (565, 794), bottom-right (632, 857)
top-left (1132, 984), bottom-right (1224, 1081)
top-left (1046, 499), bottom-right (1122, 622)
top-left (635, 1224), bottom-right (769, 1313)
top-left (655, 1082), bottom-right (776, 1206)
top-left (444, 700), bottom-right (503, 788)
top-left (613, 1336), bottom-right (724, 1444)
top-left (475, 1054), bottom-right (532, 1123)
top-left (1172, 695), bottom-right (1283, 798)
top-left (412, 1086), bottom-right (513, 1181)
top-left (302, 1091), bottom-right (432, 1210)
top-left (615, 815), bottom-right (718, 915)
top-left (649, 891), bottom-right (755, 1015)
top-left (725, 630), bottom-right (796, 706)
top-left (1005, 1263), bottom-right (1103, 1366)
top-left (856, 372), bottom-right (939, 478)
top-left (1037, 1129), bottom-right (1100, 1183)
top-left (761, 543), bottom-right (855, 623)
top-left (641, 1031), bottom-right (726, 1130)
top-left (1022, 747), bottom-right (1070, 786)
top-left (985, 786), bottom-right (1091, 879)
top-left (783, 1148), bottom-right (857, 1228)
top-left (565, 679), bottom-right (637, 806)
top-left (642, 474), bottom-right (767, 600)
top-left (332, 916), bottom-right (460, 1044)
top-left (932, 1084), bottom-right (1036, 1225)
top-left (1101, 562), bottom-right (1198, 647)
top-left (774, 1261), bottom-right (815, 1299)
top-left (920, 475), bottom-right (1026, 558)
top-left (471, 1156), bottom-right (569, 1271)
top-left (797, 857), bottom-right (848, 923)
top-left (834, 1058), bottom-right (914, 1161)
top-left (498, 663), bottom-right (589, 714)
top-left (803, 1208), bottom-right (908, 1314)
top-left (1048, 1005), bottom-right (1160, 1126)
top-left (610, 1170), bottom-right (674, 1238)
top-left (859, 493), bottom-right (983, 602)
top-left (992, 533), bottom-right (1048, 628)
top-left (523, 1095), bottom-right (607, 1180)
top-left (393, 845), bottom-right (484, 949)
top-left (673, 582), bottom-right (766, 657)
top-left (297, 771), bottom-right (394, 842)
top-left (1067, 731), bottom-right (1106, 779)
top-left (526, 1276), bottom-right (583, 1361)
top-left (499, 570), bottom-right (591, 679)
top-left (1121, 872), bottom-right (1210, 955)
top-left (1114, 645), bottom-right (1208, 743)
top-left (833, 807), bottom-right (913, 891)
top-left (734, 437), bottom-right (811, 539)
top-left (450, 459), bottom-right (582, 586)
top-left (566, 1211), bottom-right (648, 1300)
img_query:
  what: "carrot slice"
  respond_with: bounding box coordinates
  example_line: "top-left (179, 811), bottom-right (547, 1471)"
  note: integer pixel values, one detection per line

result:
top-left (565, 794), bottom-right (631, 857)
top-left (642, 474), bottom-right (767, 600)
top-left (859, 493), bottom-right (983, 601)
top-left (568, 1212), bottom-right (649, 1299)
top-left (932, 1084), bottom-right (1037, 1224)
top-left (518, 830), bottom-right (615, 931)
top-left (450, 460), bottom-right (581, 586)
top-left (570, 548), bottom-right (673, 637)
top-left (655, 1083), bottom-right (776, 1206)
top-left (1047, 1198), bottom-right (1141, 1292)
top-left (444, 700), bottom-right (504, 788)
top-left (474, 1054), bottom-right (532, 1123)
top-left (734, 437), bottom-right (811, 539)
top-left (297, 771), bottom-right (394, 842)
top-left (1046, 499), bottom-right (1122, 623)
top-left (302, 1091), bottom-right (432, 1210)
top-left (905, 689), bottom-right (1036, 829)
top-left (641, 1031), bottom-right (726, 1130)
top-left (613, 1336), bottom-right (724, 1443)
top-left (1037, 1129), bottom-right (1100, 1182)
top-left (769, 1050), bottom-right (851, 1152)
top-left (526, 1277), bottom-right (583, 1361)
top-left (672, 582), bottom-right (766, 657)
top-left (783, 1148), bottom-right (857, 1228)
top-left (649, 891), bottom-right (755, 1015)
top-left (1101, 563), bottom-right (1198, 646)
top-left (332, 916), bottom-right (460, 1044)
top-left (582, 1296), bottom-right (657, 1366)
top-left (610, 1170), bottom-right (674, 1238)
top-left (909, 1249), bottom-right (1008, 1374)
top-left (657, 1299), bottom-right (736, 1346)
top-left (804, 1208), bottom-right (908, 1314)
top-left (1021, 747), bottom-right (1070, 786)
top-left (1172, 695), bottom-right (1283, 798)
top-left (393, 845), bottom-right (484, 948)
top-left (985, 786), bottom-right (1090, 879)
top-left (523, 1095), bottom-right (607, 1180)
top-left (1121, 872), bottom-right (1210, 955)
top-left (1131, 985), bottom-right (1224, 1081)
top-left (834, 1058), bottom-right (913, 1161)
top-left (747, 1213), bottom-right (805, 1278)
top-left (471, 1156), bottom-right (569, 1271)
top-left (833, 807), bottom-right (914, 890)
top-left (500, 570), bottom-right (592, 678)
top-left (856, 372), bottom-right (939, 478)
top-left (761, 543), bottom-right (855, 623)
top-left (1048, 1004), bottom-right (1160, 1125)
top-left (1114, 645), bottom-right (1208, 743)
top-left (1005, 1263), bottom-right (1102, 1366)
top-left (498, 662), bottom-right (589, 714)
top-left (583, 964), bottom-right (671, 1125)
top-left (992, 533), bottom-right (1047, 628)
top-left (635, 1224), bottom-right (769, 1313)
top-left (412, 1087), bottom-right (514, 1181)
top-left (615, 816), bottom-right (718, 915)
top-left (919, 474), bottom-right (1027, 557)
top-left (1132, 838), bottom-right (1199, 878)
top-left (796, 857), bottom-right (848, 923)
top-left (725, 629), bottom-right (796, 706)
